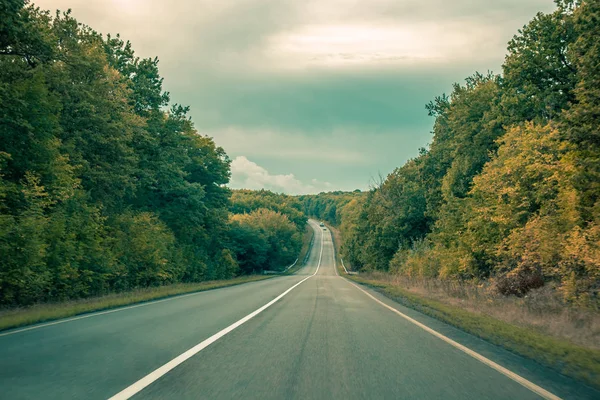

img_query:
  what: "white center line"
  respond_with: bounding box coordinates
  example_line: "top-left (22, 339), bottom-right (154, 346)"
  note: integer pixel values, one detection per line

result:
top-left (344, 279), bottom-right (562, 400)
top-left (109, 223), bottom-right (324, 400)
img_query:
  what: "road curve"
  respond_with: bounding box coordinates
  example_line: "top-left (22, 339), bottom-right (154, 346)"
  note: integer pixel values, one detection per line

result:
top-left (0, 220), bottom-right (597, 399)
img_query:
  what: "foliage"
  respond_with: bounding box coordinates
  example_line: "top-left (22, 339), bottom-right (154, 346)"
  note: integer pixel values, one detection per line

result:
top-left (317, 1), bottom-right (599, 307)
top-left (298, 190), bottom-right (362, 226)
top-left (228, 190), bottom-right (307, 273)
top-left (229, 208), bottom-right (302, 273)
top-left (0, 2), bottom-right (240, 306)
top-left (231, 189), bottom-right (305, 228)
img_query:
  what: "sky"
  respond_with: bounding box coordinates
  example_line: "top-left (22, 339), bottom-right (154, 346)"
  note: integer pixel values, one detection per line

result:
top-left (36, 0), bottom-right (557, 194)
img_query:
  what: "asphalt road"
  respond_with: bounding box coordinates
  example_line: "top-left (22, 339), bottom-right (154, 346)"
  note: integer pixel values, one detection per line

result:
top-left (0, 220), bottom-right (597, 399)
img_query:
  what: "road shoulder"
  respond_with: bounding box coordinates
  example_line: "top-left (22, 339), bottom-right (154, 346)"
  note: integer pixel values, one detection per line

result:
top-left (342, 276), bottom-right (600, 398)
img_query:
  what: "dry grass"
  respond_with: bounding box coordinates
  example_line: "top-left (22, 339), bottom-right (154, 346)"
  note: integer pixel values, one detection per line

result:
top-left (0, 275), bottom-right (272, 333)
top-left (360, 271), bottom-right (600, 350)
top-left (294, 223), bottom-right (315, 270)
top-left (350, 273), bottom-right (600, 389)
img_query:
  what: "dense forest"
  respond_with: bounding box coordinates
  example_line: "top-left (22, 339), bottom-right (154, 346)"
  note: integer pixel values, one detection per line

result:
top-left (229, 190), bottom-right (304, 274)
top-left (2, 0), bottom-right (599, 309)
top-left (298, 191), bottom-right (363, 226)
top-left (0, 1), bottom-right (305, 306)
top-left (304, 0), bottom-right (599, 307)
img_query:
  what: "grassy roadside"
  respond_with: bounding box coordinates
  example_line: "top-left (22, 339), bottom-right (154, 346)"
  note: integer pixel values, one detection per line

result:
top-left (347, 274), bottom-right (600, 390)
top-left (287, 222), bottom-right (314, 274)
top-left (326, 217), bottom-right (600, 388)
top-left (0, 275), bottom-right (272, 333)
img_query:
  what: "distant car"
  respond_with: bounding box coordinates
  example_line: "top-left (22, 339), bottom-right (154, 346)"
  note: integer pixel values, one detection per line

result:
top-left (319, 222), bottom-right (324, 227)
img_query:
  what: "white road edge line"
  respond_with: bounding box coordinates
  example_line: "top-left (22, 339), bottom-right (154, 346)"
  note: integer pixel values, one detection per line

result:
top-left (344, 279), bottom-right (562, 400)
top-left (0, 290), bottom-right (216, 338)
top-left (341, 258), bottom-right (348, 274)
top-left (108, 224), bottom-right (324, 400)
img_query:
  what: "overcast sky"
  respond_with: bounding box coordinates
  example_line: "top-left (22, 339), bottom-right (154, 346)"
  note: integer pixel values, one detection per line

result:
top-left (36, 0), bottom-right (556, 194)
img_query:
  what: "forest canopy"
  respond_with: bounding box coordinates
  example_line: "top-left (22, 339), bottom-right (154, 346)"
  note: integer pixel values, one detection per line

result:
top-left (0, 1), bottom-right (305, 306)
top-left (303, 0), bottom-right (600, 307)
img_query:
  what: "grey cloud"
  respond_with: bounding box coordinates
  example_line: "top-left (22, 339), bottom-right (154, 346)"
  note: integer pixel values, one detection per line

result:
top-left (34, 0), bottom-right (558, 192)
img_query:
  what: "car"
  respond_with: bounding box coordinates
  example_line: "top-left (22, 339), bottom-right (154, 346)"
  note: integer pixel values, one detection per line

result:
top-left (319, 222), bottom-right (324, 227)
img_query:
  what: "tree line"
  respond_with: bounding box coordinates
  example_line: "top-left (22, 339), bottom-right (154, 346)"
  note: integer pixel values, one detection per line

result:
top-left (229, 190), bottom-right (304, 274)
top-left (0, 1), bottom-right (305, 306)
top-left (302, 0), bottom-right (599, 307)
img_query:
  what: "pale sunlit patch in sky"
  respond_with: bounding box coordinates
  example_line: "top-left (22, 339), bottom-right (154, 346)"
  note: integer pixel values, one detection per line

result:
top-left (268, 23), bottom-right (491, 68)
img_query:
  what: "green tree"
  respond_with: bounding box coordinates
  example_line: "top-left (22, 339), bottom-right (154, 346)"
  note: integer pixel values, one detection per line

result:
top-left (0, 1), bottom-right (235, 306)
top-left (230, 208), bottom-right (302, 272)
top-left (502, 5), bottom-right (577, 123)
top-left (562, 0), bottom-right (600, 221)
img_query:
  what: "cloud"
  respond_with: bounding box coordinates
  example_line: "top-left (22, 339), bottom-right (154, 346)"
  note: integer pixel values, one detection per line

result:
top-left (35, 0), bottom-right (557, 191)
top-left (230, 156), bottom-right (332, 194)
top-left (35, 0), bottom-right (555, 74)
top-left (266, 21), bottom-right (496, 69)
top-left (216, 128), bottom-right (422, 193)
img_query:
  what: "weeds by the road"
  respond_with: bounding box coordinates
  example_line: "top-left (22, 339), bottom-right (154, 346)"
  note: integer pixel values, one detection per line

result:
top-left (359, 272), bottom-right (600, 349)
top-left (0, 275), bottom-right (272, 333)
top-left (287, 223), bottom-right (314, 274)
top-left (349, 273), bottom-right (600, 389)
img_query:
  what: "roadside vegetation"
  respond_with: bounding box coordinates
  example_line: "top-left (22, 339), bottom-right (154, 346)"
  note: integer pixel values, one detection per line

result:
top-left (0, 2), bottom-right (307, 319)
top-left (302, 0), bottom-right (600, 312)
top-left (229, 190), bottom-right (305, 274)
top-left (0, 275), bottom-right (272, 332)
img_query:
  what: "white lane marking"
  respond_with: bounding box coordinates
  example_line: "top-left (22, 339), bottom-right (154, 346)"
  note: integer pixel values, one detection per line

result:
top-left (344, 280), bottom-right (561, 400)
top-left (341, 258), bottom-right (348, 274)
top-left (109, 226), bottom-right (325, 400)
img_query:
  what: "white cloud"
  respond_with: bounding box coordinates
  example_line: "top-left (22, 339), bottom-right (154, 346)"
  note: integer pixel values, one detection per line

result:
top-left (230, 156), bottom-right (331, 194)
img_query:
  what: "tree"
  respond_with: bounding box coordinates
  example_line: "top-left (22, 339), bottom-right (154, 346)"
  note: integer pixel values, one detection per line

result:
top-left (502, 6), bottom-right (577, 123)
top-left (229, 208), bottom-right (301, 272)
top-left (562, 0), bottom-right (600, 221)
top-left (0, 2), bottom-right (236, 306)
